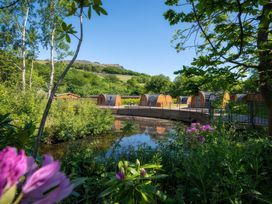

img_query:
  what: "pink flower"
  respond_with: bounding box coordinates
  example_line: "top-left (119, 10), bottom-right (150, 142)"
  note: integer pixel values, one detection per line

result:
top-left (116, 171), bottom-right (125, 180)
top-left (200, 124), bottom-right (214, 132)
top-left (21, 155), bottom-right (73, 204)
top-left (187, 127), bottom-right (197, 133)
top-left (0, 147), bottom-right (27, 196)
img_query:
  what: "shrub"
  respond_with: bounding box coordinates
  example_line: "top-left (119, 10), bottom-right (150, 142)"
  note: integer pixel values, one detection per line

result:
top-left (44, 99), bottom-right (114, 143)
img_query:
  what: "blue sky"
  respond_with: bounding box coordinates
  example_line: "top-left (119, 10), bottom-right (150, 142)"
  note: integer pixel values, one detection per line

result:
top-left (39, 0), bottom-right (196, 79)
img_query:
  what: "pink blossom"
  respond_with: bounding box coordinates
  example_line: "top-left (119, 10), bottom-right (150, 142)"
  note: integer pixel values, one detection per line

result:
top-left (187, 127), bottom-right (197, 133)
top-left (0, 147), bottom-right (27, 196)
top-left (21, 155), bottom-right (73, 204)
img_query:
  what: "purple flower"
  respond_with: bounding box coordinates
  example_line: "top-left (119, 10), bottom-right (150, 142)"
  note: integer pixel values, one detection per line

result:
top-left (0, 147), bottom-right (27, 196)
top-left (116, 171), bottom-right (125, 180)
top-left (21, 155), bottom-right (73, 204)
top-left (200, 124), bottom-right (214, 132)
top-left (140, 168), bottom-right (147, 177)
top-left (187, 127), bottom-right (197, 133)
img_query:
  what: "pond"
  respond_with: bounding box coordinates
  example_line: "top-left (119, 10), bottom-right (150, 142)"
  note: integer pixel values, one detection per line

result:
top-left (41, 115), bottom-right (178, 159)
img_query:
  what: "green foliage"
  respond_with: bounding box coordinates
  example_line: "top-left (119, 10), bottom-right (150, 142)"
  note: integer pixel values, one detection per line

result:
top-left (44, 99), bottom-right (114, 143)
top-left (145, 74), bottom-right (172, 94)
top-left (61, 124), bottom-right (272, 203)
top-left (122, 98), bottom-right (140, 105)
top-left (99, 159), bottom-right (167, 204)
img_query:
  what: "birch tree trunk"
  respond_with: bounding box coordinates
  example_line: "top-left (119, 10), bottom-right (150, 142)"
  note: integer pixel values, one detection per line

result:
top-left (48, 27), bottom-right (56, 98)
top-left (33, 6), bottom-right (84, 158)
top-left (21, 6), bottom-right (29, 91)
top-left (29, 59), bottom-right (33, 89)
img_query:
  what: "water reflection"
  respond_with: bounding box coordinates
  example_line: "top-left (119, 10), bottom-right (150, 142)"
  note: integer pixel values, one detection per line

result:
top-left (41, 116), bottom-right (176, 159)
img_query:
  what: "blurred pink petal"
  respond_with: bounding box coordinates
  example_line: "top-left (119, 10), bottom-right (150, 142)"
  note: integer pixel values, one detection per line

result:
top-left (0, 147), bottom-right (27, 196)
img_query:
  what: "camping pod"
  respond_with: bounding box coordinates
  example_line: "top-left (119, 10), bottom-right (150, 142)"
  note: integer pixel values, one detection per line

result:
top-left (148, 94), bottom-right (167, 107)
top-left (54, 93), bottom-right (80, 100)
top-left (139, 94), bottom-right (149, 106)
top-left (177, 96), bottom-right (191, 104)
top-left (97, 94), bottom-right (122, 106)
top-left (190, 91), bottom-right (230, 108)
top-left (139, 94), bottom-right (167, 107)
top-left (165, 95), bottom-right (173, 106)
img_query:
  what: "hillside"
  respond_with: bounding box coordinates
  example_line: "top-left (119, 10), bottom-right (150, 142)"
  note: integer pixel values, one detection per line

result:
top-left (33, 60), bottom-right (149, 96)
top-left (37, 60), bottom-right (147, 78)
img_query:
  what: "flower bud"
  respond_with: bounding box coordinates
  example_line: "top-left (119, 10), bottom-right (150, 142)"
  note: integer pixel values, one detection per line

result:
top-left (140, 168), bottom-right (147, 177)
top-left (136, 159), bottom-right (140, 167)
top-left (124, 161), bottom-right (129, 169)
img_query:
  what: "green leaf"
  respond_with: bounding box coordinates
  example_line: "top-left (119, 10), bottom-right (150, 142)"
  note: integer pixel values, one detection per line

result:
top-left (88, 6), bottom-right (92, 19)
top-left (141, 164), bottom-right (162, 169)
top-left (0, 185), bottom-right (17, 204)
top-left (65, 34), bottom-right (71, 43)
top-left (61, 22), bottom-right (67, 31)
top-left (94, 0), bottom-right (102, 6)
top-left (71, 177), bottom-right (87, 188)
top-left (98, 186), bottom-right (116, 198)
top-left (98, 6), bottom-right (108, 15)
top-left (140, 191), bottom-right (149, 202)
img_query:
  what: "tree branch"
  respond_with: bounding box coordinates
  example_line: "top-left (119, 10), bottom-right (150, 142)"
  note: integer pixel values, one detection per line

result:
top-left (0, 0), bottom-right (20, 9)
top-left (191, 1), bottom-right (258, 69)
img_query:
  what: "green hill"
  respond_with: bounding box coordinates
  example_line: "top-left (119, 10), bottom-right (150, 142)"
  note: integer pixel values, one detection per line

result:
top-left (34, 60), bottom-right (149, 96)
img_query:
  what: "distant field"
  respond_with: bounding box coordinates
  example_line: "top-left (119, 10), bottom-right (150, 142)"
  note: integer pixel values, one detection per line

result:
top-left (96, 73), bottom-right (133, 82)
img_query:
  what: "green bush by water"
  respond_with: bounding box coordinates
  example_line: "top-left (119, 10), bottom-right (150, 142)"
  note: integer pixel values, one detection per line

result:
top-left (44, 99), bottom-right (114, 144)
top-left (0, 85), bottom-right (114, 147)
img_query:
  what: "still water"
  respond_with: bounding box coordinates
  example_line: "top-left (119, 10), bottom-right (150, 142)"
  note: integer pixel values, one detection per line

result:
top-left (41, 116), bottom-right (176, 159)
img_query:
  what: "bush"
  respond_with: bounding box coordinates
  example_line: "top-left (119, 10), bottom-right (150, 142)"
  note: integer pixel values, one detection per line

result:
top-left (44, 99), bottom-right (114, 143)
top-left (122, 98), bottom-right (140, 105)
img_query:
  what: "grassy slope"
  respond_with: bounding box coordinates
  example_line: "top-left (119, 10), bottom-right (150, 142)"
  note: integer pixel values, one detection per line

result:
top-left (38, 60), bottom-right (144, 82)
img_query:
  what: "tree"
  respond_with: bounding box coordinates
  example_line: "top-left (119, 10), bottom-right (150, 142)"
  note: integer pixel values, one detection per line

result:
top-left (0, 0), bottom-right (36, 90)
top-left (145, 74), bottom-right (172, 94)
top-left (40, 0), bottom-right (72, 98)
top-left (33, 0), bottom-right (108, 157)
top-left (165, 0), bottom-right (272, 135)
top-left (172, 66), bottom-right (244, 96)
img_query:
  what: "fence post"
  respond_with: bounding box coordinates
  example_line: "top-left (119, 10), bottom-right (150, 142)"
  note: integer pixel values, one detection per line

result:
top-left (209, 103), bottom-right (214, 122)
top-left (249, 101), bottom-right (255, 127)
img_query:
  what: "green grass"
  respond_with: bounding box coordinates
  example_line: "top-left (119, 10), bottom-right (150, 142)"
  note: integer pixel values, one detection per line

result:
top-left (96, 73), bottom-right (133, 82)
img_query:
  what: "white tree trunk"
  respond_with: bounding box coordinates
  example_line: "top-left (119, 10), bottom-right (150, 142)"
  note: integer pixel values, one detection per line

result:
top-left (29, 59), bottom-right (33, 89)
top-left (21, 6), bottom-right (29, 91)
top-left (48, 27), bottom-right (56, 98)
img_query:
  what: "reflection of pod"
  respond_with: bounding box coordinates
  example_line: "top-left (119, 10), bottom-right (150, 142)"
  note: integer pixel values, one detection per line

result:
top-left (156, 126), bottom-right (166, 134)
top-left (114, 120), bottom-right (122, 130)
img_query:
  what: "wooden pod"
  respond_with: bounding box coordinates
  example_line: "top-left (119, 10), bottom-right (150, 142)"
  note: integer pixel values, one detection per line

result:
top-left (139, 94), bottom-right (149, 106)
top-left (97, 94), bottom-right (122, 106)
top-left (190, 91), bottom-right (230, 108)
top-left (165, 95), bottom-right (173, 106)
